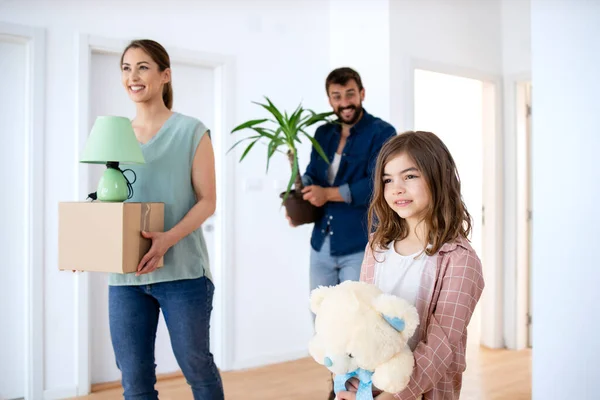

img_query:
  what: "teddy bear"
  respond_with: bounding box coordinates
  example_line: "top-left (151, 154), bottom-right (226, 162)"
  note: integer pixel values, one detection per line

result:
top-left (308, 280), bottom-right (420, 400)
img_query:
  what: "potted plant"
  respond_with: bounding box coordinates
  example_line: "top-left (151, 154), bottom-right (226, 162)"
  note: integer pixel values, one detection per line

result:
top-left (230, 97), bottom-right (334, 226)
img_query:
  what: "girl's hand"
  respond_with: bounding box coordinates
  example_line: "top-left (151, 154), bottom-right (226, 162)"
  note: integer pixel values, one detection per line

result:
top-left (341, 378), bottom-right (385, 398)
top-left (337, 390), bottom-right (395, 400)
top-left (345, 377), bottom-right (359, 391)
top-left (136, 231), bottom-right (175, 276)
top-left (374, 393), bottom-right (397, 399)
top-left (336, 391), bottom-right (356, 400)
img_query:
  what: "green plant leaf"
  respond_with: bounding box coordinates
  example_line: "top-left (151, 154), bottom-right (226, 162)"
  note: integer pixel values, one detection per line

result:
top-left (266, 140), bottom-right (278, 173)
top-left (254, 97), bottom-right (286, 130)
top-left (251, 127), bottom-right (278, 140)
top-left (229, 99), bottom-right (335, 200)
top-left (302, 131), bottom-right (330, 164)
top-left (239, 138), bottom-right (261, 162)
top-left (226, 135), bottom-right (261, 154)
top-left (288, 103), bottom-right (304, 128)
top-left (231, 118), bottom-right (268, 133)
top-left (301, 111), bottom-right (335, 128)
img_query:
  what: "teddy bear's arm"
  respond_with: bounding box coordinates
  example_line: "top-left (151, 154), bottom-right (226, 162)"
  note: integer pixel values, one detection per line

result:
top-left (371, 347), bottom-right (415, 394)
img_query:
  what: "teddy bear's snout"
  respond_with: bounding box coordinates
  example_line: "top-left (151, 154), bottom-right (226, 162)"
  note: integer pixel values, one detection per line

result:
top-left (324, 353), bottom-right (354, 367)
top-left (323, 353), bottom-right (358, 374)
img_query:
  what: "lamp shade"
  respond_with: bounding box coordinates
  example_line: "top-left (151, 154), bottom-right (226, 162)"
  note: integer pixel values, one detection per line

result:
top-left (80, 116), bottom-right (145, 164)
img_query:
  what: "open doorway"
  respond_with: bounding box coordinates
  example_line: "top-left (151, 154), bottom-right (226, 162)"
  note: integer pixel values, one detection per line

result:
top-left (413, 68), bottom-right (501, 351)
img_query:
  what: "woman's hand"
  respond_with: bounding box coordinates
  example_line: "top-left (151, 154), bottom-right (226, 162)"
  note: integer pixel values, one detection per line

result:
top-left (136, 230), bottom-right (176, 276)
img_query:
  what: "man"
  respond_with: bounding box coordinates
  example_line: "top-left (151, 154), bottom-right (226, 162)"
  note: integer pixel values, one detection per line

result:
top-left (290, 66), bottom-right (396, 288)
top-left (289, 67), bottom-right (396, 399)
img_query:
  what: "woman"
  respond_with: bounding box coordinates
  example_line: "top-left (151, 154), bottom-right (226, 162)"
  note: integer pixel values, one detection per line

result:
top-left (108, 39), bottom-right (224, 400)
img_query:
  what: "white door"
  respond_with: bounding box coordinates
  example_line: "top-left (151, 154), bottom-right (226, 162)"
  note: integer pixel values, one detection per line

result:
top-left (414, 69), bottom-right (485, 352)
top-left (88, 50), bottom-right (217, 384)
top-left (0, 39), bottom-right (27, 400)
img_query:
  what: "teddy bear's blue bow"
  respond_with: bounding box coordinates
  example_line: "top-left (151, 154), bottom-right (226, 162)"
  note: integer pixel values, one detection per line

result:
top-left (334, 368), bottom-right (375, 400)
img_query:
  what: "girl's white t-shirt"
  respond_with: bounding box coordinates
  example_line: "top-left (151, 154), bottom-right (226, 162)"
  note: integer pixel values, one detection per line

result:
top-left (373, 242), bottom-right (428, 350)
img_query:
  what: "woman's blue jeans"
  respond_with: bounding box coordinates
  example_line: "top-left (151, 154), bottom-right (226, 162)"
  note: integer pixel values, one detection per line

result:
top-left (109, 276), bottom-right (224, 400)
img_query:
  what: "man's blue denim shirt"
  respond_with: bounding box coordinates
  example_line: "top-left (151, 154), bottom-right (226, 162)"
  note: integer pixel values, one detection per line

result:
top-left (302, 109), bottom-right (396, 256)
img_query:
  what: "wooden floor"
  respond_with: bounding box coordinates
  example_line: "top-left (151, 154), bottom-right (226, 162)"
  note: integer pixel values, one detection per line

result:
top-left (71, 347), bottom-right (531, 400)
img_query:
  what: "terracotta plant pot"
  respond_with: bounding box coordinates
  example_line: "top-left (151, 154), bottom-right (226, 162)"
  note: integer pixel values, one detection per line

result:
top-left (280, 190), bottom-right (323, 226)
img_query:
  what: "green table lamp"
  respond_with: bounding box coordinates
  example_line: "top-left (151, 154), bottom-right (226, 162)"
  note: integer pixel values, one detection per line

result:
top-left (80, 116), bottom-right (145, 202)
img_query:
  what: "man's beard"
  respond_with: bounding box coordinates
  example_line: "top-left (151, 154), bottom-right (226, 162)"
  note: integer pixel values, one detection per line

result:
top-left (336, 104), bottom-right (363, 125)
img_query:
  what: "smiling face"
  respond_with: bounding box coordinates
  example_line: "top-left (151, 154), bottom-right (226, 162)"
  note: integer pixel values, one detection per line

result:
top-left (382, 152), bottom-right (431, 226)
top-left (121, 47), bottom-right (170, 106)
top-left (327, 79), bottom-right (365, 125)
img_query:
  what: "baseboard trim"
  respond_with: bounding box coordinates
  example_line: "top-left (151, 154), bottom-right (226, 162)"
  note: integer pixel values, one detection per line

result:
top-left (91, 370), bottom-right (184, 393)
top-left (232, 350), bottom-right (310, 371)
top-left (89, 352), bottom-right (312, 393)
top-left (43, 386), bottom-right (78, 400)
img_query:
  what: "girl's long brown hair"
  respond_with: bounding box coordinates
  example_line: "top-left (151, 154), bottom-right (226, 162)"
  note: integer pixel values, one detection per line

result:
top-left (120, 39), bottom-right (173, 110)
top-left (368, 131), bottom-right (472, 256)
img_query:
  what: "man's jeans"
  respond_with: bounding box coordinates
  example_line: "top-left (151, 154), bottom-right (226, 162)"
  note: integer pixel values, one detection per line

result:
top-left (109, 276), bottom-right (224, 400)
top-left (310, 235), bottom-right (365, 293)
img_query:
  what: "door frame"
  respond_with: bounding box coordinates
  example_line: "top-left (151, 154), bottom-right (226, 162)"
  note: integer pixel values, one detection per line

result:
top-left (0, 21), bottom-right (46, 400)
top-left (406, 58), bottom-right (505, 349)
top-left (502, 74), bottom-right (532, 350)
top-left (515, 79), bottom-right (533, 349)
top-left (75, 34), bottom-right (236, 394)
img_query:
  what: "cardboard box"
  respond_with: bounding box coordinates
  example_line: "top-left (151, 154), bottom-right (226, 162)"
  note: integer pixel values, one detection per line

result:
top-left (58, 202), bottom-right (165, 273)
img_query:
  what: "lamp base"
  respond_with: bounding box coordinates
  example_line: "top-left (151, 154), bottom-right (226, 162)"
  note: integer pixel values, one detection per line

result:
top-left (97, 163), bottom-right (129, 202)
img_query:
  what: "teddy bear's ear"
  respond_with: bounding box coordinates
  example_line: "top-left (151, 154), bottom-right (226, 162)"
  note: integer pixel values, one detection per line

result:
top-left (309, 286), bottom-right (333, 314)
top-left (372, 293), bottom-right (420, 339)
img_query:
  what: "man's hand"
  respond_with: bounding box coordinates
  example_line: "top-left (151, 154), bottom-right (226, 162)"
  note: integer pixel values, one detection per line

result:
top-left (302, 185), bottom-right (328, 207)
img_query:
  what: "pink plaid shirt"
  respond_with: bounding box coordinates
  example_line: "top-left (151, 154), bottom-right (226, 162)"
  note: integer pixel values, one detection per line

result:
top-left (360, 236), bottom-right (484, 400)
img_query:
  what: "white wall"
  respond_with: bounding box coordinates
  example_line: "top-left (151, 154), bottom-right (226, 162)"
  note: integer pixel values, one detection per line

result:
top-left (329, 0), bottom-right (391, 122)
top-left (531, 0), bottom-right (600, 398)
top-left (501, 0), bottom-right (531, 76)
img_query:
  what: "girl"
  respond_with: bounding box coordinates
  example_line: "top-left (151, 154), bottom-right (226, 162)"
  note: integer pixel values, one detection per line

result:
top-left (337, 131), bottom-right (484, 400)
top-left (108, 39), bottom-right (224, 399)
